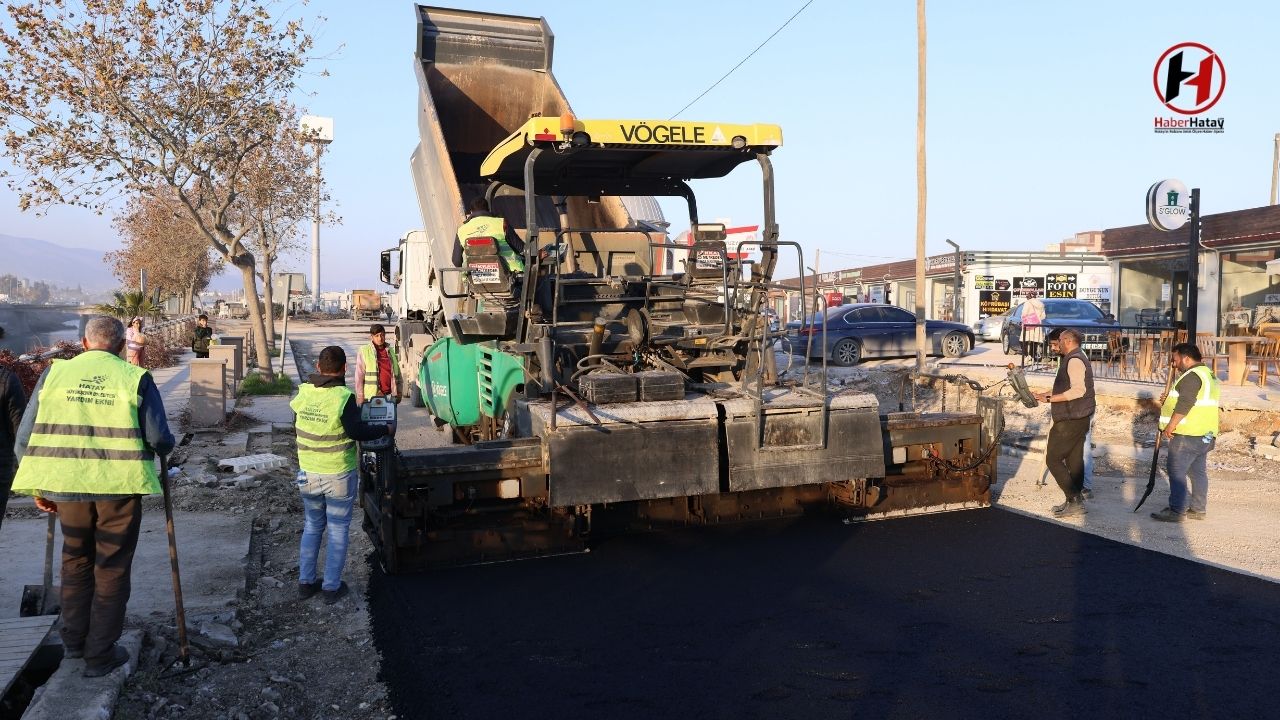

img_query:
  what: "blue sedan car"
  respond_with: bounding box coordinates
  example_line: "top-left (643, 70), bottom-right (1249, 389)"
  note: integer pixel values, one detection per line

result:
top-left (786, 303), bottom-right (975, 366)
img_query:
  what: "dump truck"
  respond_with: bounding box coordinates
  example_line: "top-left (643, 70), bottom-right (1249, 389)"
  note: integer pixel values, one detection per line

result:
top-left (350, 289), bottom-right (383, 321)
top-left (365, 5), bottom-right (999, 573)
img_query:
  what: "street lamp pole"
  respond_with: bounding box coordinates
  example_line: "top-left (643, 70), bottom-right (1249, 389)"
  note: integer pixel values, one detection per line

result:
top-left (300, 115), bottom-right (334, 312)
top-left (945, 238), bottom-right (961, 322)
top-left (1271, 133), bottom-right (1279, 206)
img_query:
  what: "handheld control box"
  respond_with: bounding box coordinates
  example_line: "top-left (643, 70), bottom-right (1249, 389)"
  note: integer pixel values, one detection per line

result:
top-left (359, 396), bottom-right (396, 450)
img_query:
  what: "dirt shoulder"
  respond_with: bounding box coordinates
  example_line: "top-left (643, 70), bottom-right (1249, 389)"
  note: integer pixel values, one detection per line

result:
top-left (111, 419), bottom-right (393, 720)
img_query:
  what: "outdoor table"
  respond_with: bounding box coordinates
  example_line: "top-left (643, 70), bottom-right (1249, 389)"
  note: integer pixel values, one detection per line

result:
top-left (1208, 336), bottom-right (1269, 386)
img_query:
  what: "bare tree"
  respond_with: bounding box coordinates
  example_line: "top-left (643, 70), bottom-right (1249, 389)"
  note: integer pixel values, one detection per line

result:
top-left (0, 0), bottom-right (318, 376)
top-left (109, 191), bottom-right (222, 313)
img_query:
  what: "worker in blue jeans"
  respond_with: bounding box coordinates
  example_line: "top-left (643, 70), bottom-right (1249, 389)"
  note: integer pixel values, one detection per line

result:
top-left (290, 346), bottom-right (394, 603)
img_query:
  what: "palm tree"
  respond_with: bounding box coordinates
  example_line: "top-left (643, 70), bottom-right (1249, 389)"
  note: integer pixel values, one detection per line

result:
top-left (94, 290), bottom-right (160, 319)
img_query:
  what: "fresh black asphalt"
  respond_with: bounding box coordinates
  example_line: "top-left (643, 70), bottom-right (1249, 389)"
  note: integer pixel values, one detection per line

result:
top-left (369, 507), bottom-right (1279, 719)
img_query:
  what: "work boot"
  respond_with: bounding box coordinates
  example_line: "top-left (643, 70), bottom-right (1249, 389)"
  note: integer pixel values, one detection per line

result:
top-left (1186, 509), bottom-right (1206, 521)
top-left (64, 645), bottom-right (84, 659)
top-left (298, 580), bottom-right (323, 600)
top-left (83, 644), bottom-right (129, 678)
top-left (1151, 507), bottom-right (1185, 523)
top-left (1052, 498), bottom-right (1086, 518)
top-left (323, 581), bottom-right (350, 605)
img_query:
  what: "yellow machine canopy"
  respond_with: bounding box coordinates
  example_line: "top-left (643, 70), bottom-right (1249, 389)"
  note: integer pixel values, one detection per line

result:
top-left (479, 117), bottom-right (783, 196)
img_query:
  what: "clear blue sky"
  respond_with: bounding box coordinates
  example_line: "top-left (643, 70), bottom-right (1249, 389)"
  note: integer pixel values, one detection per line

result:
top-left (2, 0), bottom-right (1278, 289)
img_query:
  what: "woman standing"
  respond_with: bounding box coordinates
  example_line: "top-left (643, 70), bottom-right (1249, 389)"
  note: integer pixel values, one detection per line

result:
top-left (1020, 295), bottom-right (1046, 361)
top-left (126, 317), bottom-right (146, 366)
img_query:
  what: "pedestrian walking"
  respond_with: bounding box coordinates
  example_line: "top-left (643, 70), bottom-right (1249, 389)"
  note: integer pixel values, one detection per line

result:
top-left (1034, 328), bottom-right (1095, 518)
top-left (354, 323), bottom-right (401, 404)
top-left (191, 314), bottom-right (213, 359)
top-left (0, 362), bottom-right (29, 531)
top-left (1150, 343), bottom-right (1220, 522)
top-left (125, 316), bottom-right (146, 366)
top-left (10, 316), bottom-right (174, 677)
top-left (291, 346), bottom-right (394, 603)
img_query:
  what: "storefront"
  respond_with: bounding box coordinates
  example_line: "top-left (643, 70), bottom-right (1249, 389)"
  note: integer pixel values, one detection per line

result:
top-left (960, 251), bottom-right (1111, 324)
top-left (1103, 204), bottom-right (1280, 334)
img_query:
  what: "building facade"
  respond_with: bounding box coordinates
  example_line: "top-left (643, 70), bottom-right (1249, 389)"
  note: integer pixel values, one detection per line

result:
top-left (1101, 204), bottom-right (1280, 333)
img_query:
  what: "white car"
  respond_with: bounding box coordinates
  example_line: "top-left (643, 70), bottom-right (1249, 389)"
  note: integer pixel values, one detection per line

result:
top-left (974, 313), bottom-right (1007, 342)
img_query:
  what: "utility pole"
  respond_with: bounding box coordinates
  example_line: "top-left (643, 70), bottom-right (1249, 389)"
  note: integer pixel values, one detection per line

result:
top-left (914, 0), bottom-right (927, 374)
top-left (1271, 133), bottom-right (1279, 205)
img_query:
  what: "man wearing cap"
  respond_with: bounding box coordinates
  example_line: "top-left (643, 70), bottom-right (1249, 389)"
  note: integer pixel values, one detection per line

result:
top-left (354, 323), bottom-right (400, 405)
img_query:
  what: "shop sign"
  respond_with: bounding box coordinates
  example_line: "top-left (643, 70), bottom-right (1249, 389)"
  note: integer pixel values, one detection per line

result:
top-left (870, 285), bottom-right (885, 304)
top-left (840, 269), bottom-right (862, 280)
top-left (1046, 273), bottom-right (1077, 298)
top-left (978, 290), bottom-right (1011, 317)
top-left (926, 256), bottom-right (955, 272)
top-left (974, 275), bottom-right (995, 290)
top-left (1013, 276), bottom-right (1045, 298)
top-left (1077, 286), bottom-right (1111, 301)
top-left (825, 291), bottom-right (844, 308)
top-left (995, 278), bottom-right (1011, 291)
top-left (1265, 294), bottom-right (1280, 304)
top-left (1147, 178), bottom-right (1191, 231)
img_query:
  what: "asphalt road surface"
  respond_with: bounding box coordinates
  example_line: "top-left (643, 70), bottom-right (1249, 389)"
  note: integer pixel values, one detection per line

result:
top-left (367, 508), bottom-right (1280, 719)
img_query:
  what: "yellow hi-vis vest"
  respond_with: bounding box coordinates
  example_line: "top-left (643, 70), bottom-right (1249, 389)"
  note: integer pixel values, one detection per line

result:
top-left (457, 215), bottom-right (525, 273)
top-left (1159, 364), bottom-right (1220, 436)
top-left (12, 351), bottom-right (161, 496)
top-left (359, 342), bottom-right (399, 401)
top-left (290, 383), bottom-right (357, 474)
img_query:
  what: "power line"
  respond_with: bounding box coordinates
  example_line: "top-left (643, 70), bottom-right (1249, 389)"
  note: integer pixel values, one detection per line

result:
top-left (669, 0), bottom-right (817, 120)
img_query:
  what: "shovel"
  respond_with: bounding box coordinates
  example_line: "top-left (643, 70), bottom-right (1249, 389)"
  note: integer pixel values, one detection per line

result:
top-left (160, 453), bottom-right (192, 667)
top-left (20, 512), bottom-right (60, 617)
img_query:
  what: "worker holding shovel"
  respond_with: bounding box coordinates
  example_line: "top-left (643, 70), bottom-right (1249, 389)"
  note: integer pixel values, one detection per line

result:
top-left (10, 317), bottom-right (174, 677)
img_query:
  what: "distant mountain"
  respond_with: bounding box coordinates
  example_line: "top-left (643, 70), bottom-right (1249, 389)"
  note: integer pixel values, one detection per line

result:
top-left (0, 233), bottom-right (112, 290)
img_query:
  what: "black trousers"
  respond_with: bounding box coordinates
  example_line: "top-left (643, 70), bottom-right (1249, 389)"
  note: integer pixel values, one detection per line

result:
top-left (57, 496), bottom-right (143, 661)
top-left (1046, 415), bottom-right (1092, 501)
top-left (0, 462), bottom-right (12, 532)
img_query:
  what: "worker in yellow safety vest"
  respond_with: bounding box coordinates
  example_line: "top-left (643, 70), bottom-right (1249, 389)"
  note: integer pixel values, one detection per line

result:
top-left (354, 323), bottom-right (400, 404)
top-left (452, 196), bottom-right (526, 273)
top-left (290, 345), bottom-right (394, 603)
top-left (11, 316), bottom-right (174, 677)
top-left (1151, 342), bottom-right (1220, 523)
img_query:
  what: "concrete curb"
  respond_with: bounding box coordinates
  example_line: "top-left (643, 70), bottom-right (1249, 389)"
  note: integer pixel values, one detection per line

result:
top-left (22, 630), bottom-right (144, 720)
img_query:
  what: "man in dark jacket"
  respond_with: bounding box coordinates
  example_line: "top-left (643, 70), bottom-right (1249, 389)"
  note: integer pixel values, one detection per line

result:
top-left (0, 363), bottom-right (28, 531)
top-left (1035, 328), bottom-right (1095, 518)
top-left (191, 314), bottom-right (213, 359)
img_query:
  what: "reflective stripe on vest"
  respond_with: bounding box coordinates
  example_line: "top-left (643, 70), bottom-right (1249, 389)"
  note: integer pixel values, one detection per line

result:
top-left (11, 351), bottom-right (161, 496)
top-left (290, 383), bottom-right (356, 474)
top-left (457, 215), bottom-right (525, 272)
top-left (1159, 364), bottom-right (1220, 436)
top-left (359, 342), bottom-right (399, 400)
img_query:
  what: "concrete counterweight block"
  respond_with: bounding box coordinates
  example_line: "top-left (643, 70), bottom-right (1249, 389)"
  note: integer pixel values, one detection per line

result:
top-left (189, 358), bottom-right (228, 428)
top-left (209, 345), bottom-right (238, 396)
top-left (222, 335), bottom-right (246, 376)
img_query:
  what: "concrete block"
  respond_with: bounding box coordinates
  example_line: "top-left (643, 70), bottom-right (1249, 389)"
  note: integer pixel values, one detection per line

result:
top-left (209, 345), bottom-right (238, 394)
top-left (248, 424), bottom-right (274, 436)
top-left (21, 630), bottom-right (143, 720)
top-left (217, 453), bottom-right (289, 473)
top-left (222, 335), bottom-right (246, 377)
top-left (220, 432), bottom-right (249, 456)
top-left (189, 358), bottom-right (226, 397)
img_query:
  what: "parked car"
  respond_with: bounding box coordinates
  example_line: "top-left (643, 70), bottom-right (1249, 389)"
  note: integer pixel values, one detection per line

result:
top-left (974, 313), bottom-right (1007, 342)
top-left (786, 303), bottom-right (975, 366)
top-left (1000, 299), bottom-right (1117, 357)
